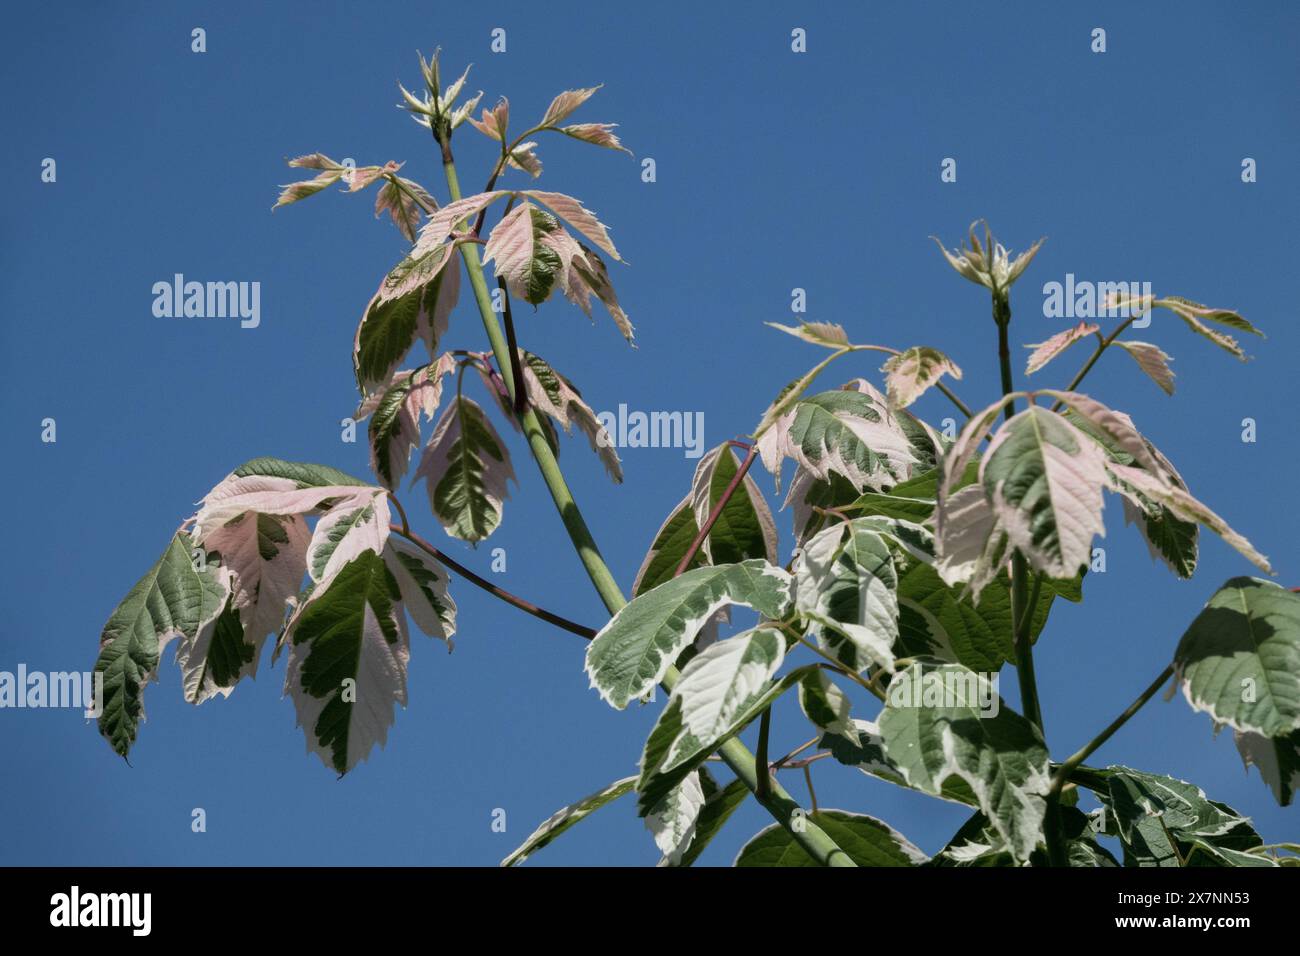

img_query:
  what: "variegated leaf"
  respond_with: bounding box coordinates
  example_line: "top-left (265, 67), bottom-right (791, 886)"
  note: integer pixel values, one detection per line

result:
top-left (521, 190), bottom-right (620, 260)
top-left (411, 190), bottom-right (511, 259)
top-left (192, 458), bottom-right (377, 535)
top-left (765, 321), bottom-right (852, 349)
top-left (688, 443), bottom-right (777, 565)
top-left (94, 533), bottom-right (231, 757)
top-left (501, 776), bottom-right (637, 866)
top-left (283, 549), bottom-right (409, 774)
top-left (413, 396), bottom-right (516, 543)
top-left (1114, 340), bottom-right (1175, 395)
top-left (382, 536), bottom-right (457, 645)
top-left (735, 810), bottom-right (928, 867)
top-left (558, 123), bottom-right (631, 154)
top-left (879, 662), bottom-right (1050, 861)
top-left (360, 356), bottom-right (459, 491)
top-left (307, 490), bottom-right (392, 592)
top-left (981, 406), bottom-right (1108, 579)
top-left (882, 346), bottom-right (963, 409)
top-left (374, 176), bottom-right (436, 242)
top-left (1234, 730), bottom-right (1300, 807)
top-left (798, 668), bottom-right (854, 737)
top-left (1024, 321), bottom-right (1099, 375)
top-left (519, 351), bottom-right (622, 481)
top-left (354, 258), bottom-right (459, 393)
top-left (585, 560), bottom-right (795, 709)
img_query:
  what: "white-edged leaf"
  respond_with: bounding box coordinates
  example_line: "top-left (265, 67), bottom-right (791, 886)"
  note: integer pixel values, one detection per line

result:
top-left (1233, 729), bottom-right (1300, 807)
top-left (585, 560), bottom-right (795, 709)
top-left (882, 346), bottom-right (963, 409)
top-left (374, 176), bottom-right (435, 242)
top-left (645, 770), bottom-right (706, 865)
top-left (382, 536), bottom-right (457, 645)
top-left (734, 810), bottom-right (928, 867)
top-left (519, 350), bottom-right (622, 482)
top-left (765, 321), bottom-right (851, 349)
top-left (501, 776), bottom-right (637, 866)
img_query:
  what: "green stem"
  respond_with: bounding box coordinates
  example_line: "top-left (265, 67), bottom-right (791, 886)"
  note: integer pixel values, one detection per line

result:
top-left (437, 142), bottom-right (855, 867)
top-left (1050, 317), bottom-right (1137, 410)
top-left (755, 709), bottom-right (773, 800)
top-left (995, 292), bottom-right (1064, 866)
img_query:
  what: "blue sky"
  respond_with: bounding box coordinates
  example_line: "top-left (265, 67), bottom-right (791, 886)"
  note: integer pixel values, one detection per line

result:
top-left (1, 1), bottom-right (1296, 866)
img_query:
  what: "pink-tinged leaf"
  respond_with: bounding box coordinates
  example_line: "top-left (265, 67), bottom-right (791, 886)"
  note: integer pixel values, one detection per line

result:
top-left (412, 190), bottom-right (511, 258)
top-left (307, 490), bottom-right (392, 593)
top-left (273, 169), bottom-right (343, 208)
top-left (1157, 296), bottom-right (1263, 337)
top-left (523, 190), bottom-right (620, 260)
top-left (353, 255), bottom-right (460, 393)
top-left (203, 511), bottom-right (310, 643)
top-left (939, 396), bottom-right (1014, 502)
top-left (559, 123), bottom-right (631, 154)
top-left (981, 406), bottom-right (1109, 579)
top-left (934, 483), bottom-right (1007, 603)
top-left (382, 536), bottom-right (457, 646)
top-left (195, 475), bottom-right (374, 536)
top-left (288, 153), bottom-right (342, 170)
top-left (519, 350), bottom-right (622, 482)
top-left (1114, 340), bottom-right (1175, 396)
top-left (1106, 463), bottom-right (1271, 574)
top-left (346, 161), bottom-right (402, 193)
top-left (1041, 391), bottom-right (1173, 482)
top-left (1024, 321), bottom-right (1099, 375)
top-left (567, 243), bottom-right (634, 341)
top-left (1151, 297), bottom-right (1250, 360)
top-left (541, 86), bottom-right (600, 127)
top-left (483, 202), bottom-right (539, 290)
top-left (359, 358), bottom-right (458, 492)
top-left (374, 177), bottom-right (435, 242)
top-left (766, 321), bottom-right (852, 349)
top-left (468, 97), bottom-right (509, 141)
top-left (881, 346), bottom-right (963, 409)
top-left (414, 396), bottom-right (517, 542)
top-left (507, 142), bottom-right (543, 178)
top-left (376, 239), bottom-right (457, 305)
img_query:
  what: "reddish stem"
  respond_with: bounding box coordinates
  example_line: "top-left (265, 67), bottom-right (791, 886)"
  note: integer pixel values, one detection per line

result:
top-left (672, 444), bottom-right (759, 578)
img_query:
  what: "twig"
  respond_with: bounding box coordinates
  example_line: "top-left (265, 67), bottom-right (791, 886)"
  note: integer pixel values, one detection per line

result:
top-left (673, 443), bottom-right (759, 577)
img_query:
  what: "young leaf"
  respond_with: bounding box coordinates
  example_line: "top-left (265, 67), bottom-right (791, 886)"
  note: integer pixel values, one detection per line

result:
top-left (881, 347), bottom-right (963, 409)
top-left (689, 443), bottom-right (777, 565)
top-left (765, 321), bottom-right (852, 350)
top-left (374, 176), bottom-right (436, 242)
top-left (484, 203), bottom-right (565, 305)
top-left (273, 167), bottom-right (344, 208)
top-left (1151, 296), bottom-right (1263, 361)
top-left (540, 86), bottom-right (600, 127)
top-left (413, 396), bottom-right (516, 543)
top-left (522, 190), bottom-right (620, 260)
top-left (585, 560), bottom-right (795, 709)
top-left (1114, 340), bottom-right (1175, 395)
top-left (306, 491), bottom-right (392, 593)
top-left (500, 776), bottom-right (638, 866)
top-left (360, 356), bottom-right (458, 491)
top-left (981, 405), bottom-right (1108, 579)
top-left (94, 533), bottom-right (231, 757)
top-left (558, 123), bottom-right (631, 154)
top-left (354, 260), bottom-right (459, 393)
top-left (1023, 321), bottom-right (1099, 375)
top-left (879, 662), bottom-right (1051, 861)
top-left (283, 550), bottom-right (409, 775)
top-left (519, 350), bottom-right (622, 482)
top-left (793, 519), bottom-right (899, 673)
top-left (734, 810), bottom-right (928, 867)
top-left (468, 98), bottom-right (509, 141)
top-left (411, 190), bottom-right (511, 259)
top-left (505, 142), bottom-right (542, 178)
top-left (1173, 577), bottom-right (1300, 738)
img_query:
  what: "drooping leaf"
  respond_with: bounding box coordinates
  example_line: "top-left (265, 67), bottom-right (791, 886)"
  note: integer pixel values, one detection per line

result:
top-left (382, 536), bottom-right (457, 645)
top-left (413, 396), bottom-right (516, 543)
top-left (361, 356), bottom-right (458, 491)
top-left (632, 495), bottom-right (702, 596)
top-left (500, 776), bottom-right (637, 867)
top-left (374, 176), bottom-right (436, 242)
top-left (192, 459), bottom-right (379, 540)
top-left (306, 491), bottom-right (392, 592)
top-left (878, 662), bottom-right (1050, 861)
top-left (1023, 321), bottom-right (1099, 375)
top-left (672, 773), bottom-right (750, 867)
top-left (558, 123), bottom-right (631, 154)
top-left (354, 262), bottom-right (459, 393)
top-left (485, 203), bottom-right (565, 306)
top-left (283, 550), bottom-right (409, 775)
top-left (734, 810), bottom-right (928, 867)
top-left (505, 142), bottom-right (542, 178)
top-left (519, 350), bottom-right (622, 482)
top-left (1233, 729), bottom-right (1300, 807)
top-left (94, 533), bottom-right (231, 757)
top-left (1173, 577), bottom-right (1300, 738)
top-left (585, 561), bottom-right (795, 710)
top-left (521, 190), bottom-right (620, 260)
top-left (1114, 340), bottom-right (1175, 395)
top-left (881, 347), bottom-right (963, 409)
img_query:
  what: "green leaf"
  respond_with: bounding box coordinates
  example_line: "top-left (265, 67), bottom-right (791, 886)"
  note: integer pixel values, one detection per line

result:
top-left (820, 718), bottom-right (979, 807)
top-left (879, 662), bottom-right (1050, 861)
top-left (500, 776), bottom-right (637, 866)
top-left (354, 261), bottom-right (456, 393)
top-left (634, 628), bottom-right (801, 814)
top-left (782, 390), bottom-right (915, 491)
top-left (1174, 577), bottom-right (1300, 737)
top-left (94, 533), bottom-right (230, 757)
top-left (798, 668), bottom-right (854, 737)
top-left (632, 497), bottom-right (704, 596)
top-left (1234, 729), bottom-right (1300, 807)
top-left (585, 560), bottom-right (795, 709)
top-left (735, 810), bottom-right (928, 867)
top-left (689, 444), bottom-right (777, 566)
top-left (231, 457), bottom-right (370, 488)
